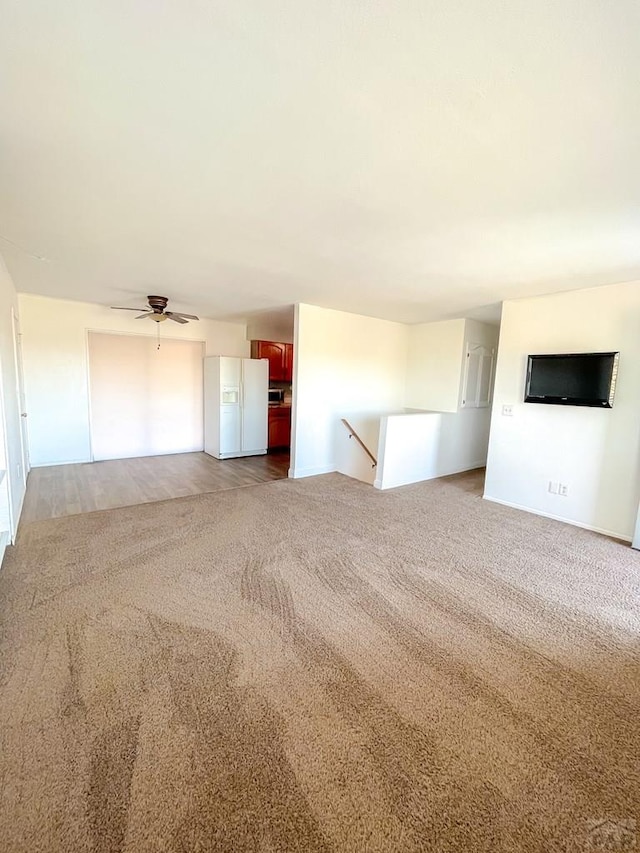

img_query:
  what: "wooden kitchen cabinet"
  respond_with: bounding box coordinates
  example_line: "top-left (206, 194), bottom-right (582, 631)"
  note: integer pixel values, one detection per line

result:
top-left (251, 340), bottom-right (293, 382)
top-left (283, 343), bottom-right (293, 382)
top-left (268, 407), bottom-right (291, 449)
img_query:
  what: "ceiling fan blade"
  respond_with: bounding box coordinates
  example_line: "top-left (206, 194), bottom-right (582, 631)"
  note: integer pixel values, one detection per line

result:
top-left (166, 311), bottom-right (199, 321)
top-left (135, 313), bottom-right (153, 319)
top-left (111, 306), bottom-right (148, 311)
top-left (166, 314), bottom-right (189, 324)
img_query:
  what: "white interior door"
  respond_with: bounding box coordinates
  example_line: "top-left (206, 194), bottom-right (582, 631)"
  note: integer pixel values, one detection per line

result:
top-left (461, 344), bottom-right (495, 409)
top-left (0, 353), bottom-right (12, 541)
top-left (11, 309), bottom-right (29, 483)
top-left (88, 332), bottom-right (204, 460)
top-left (241, 358), bottom-right (268, 452)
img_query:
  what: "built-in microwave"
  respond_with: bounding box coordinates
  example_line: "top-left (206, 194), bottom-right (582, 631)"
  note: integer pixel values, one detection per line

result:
top-left (268, 388), bottom-right (285, 404)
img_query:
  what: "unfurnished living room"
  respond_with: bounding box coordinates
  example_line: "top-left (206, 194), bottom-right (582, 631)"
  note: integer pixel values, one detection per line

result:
top-left (1, 3), bottom-right (639, 852)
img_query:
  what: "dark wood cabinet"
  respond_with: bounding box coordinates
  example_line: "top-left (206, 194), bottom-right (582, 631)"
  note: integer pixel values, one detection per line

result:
top-left (251, 340), bottom-right (293, 382)
top-left (283, 343), bottom-right (293, 382)
top-left (268, 407), bottom-right (291, 449)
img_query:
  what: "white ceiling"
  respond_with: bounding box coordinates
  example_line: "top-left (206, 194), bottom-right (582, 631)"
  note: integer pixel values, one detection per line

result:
top-left (1, 1), bottom-right (639, 325)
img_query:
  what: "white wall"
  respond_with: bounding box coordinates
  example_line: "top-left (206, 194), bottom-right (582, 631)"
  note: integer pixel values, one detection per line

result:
top-left (246, 307), bottom-right (294, 344)
top-left (463, 319), bottom-right (500, 357)
top-left (291, 307), bottom-right (498, 484)
top-left (484, 281), bottom-right (640, 540)
top-left (372, 318), bottom-right (498, 490)
top-left (405, 318), bottom-right (499, 413)
top-left (290, 304), bottom-right (407, 479)
top-left (19, 294), bottom-right (249, 467)
top-left (376, 408), bottom-right (493, 490)
top-left (0, 255), bottom-right (26, 552)
top-left (335, 414), bottom-right (387, 486)
top-left (88, 334), bottom-right (205, 459)
top-left (405, 319), bottom-right (465, 412)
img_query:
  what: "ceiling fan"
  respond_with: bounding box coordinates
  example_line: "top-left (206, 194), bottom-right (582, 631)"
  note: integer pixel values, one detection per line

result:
top-left (110, 295), bottom-right (199, 325)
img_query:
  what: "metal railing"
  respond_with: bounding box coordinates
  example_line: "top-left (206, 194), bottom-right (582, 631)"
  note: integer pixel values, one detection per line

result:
top-left (341, 419), bottom-right (377, 468)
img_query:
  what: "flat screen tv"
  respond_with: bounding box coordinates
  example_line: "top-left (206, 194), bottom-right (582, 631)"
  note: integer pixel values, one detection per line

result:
top-left (524, 352), bottom-right (619, 408)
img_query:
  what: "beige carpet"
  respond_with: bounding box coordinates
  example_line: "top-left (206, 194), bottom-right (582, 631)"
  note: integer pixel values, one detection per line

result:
top-left (0, 470), bottom-right (638, 852)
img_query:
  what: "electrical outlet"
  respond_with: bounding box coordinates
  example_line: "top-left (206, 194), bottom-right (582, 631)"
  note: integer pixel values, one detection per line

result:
top-left (502, 405), bottom-right (513, 417)
top-left (548, 481), bottom-right (558, 494)
top-left (558, 484), bottom-right (569, 497)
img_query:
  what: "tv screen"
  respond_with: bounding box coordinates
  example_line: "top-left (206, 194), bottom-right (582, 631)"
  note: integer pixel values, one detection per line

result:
top-left (524, 352), bottom-right (619, 408)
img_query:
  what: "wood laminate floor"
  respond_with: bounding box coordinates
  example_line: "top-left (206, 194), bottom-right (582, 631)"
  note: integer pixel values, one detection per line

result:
top-left (20, 450), bottom-right (290, 525)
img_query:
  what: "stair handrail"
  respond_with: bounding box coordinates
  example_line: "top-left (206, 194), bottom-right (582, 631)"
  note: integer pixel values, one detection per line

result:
top-left (341, 419), bottom-right (377, 468)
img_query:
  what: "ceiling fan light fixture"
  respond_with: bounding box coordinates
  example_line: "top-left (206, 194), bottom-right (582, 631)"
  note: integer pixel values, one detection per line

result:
top-left (111, 295), bottom-right (199, 324)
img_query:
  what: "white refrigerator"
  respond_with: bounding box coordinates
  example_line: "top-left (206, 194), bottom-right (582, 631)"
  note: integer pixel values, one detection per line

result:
top-left (204, 357), bottom-right (268, 459)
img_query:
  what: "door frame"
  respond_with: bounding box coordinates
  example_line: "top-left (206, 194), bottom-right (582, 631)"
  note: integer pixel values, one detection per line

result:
top-left (11, 307), bottom-right (29, 482)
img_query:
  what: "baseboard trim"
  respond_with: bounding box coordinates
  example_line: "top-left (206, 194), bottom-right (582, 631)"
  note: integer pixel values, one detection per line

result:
top-left (212, 450), bottom-right (267, 460)
top-left (30, 459), bottom-right (91, 468)
top-left (482, 495), bottom-right (632, 542)
top-left (288, 464), bottom-right (336, 479)
top-left (374, 461), bottom-right (486, 491)
top-left (32, 448), bottom-right (208, 467)
top-left (11, 485), bottom-right (25, 542)
top-left (0, 530), bottom-right (10, 568)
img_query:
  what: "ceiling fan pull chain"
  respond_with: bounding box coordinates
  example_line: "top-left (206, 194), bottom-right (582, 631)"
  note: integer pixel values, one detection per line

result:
top-left (157, 322), bottom-right (160, 350)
